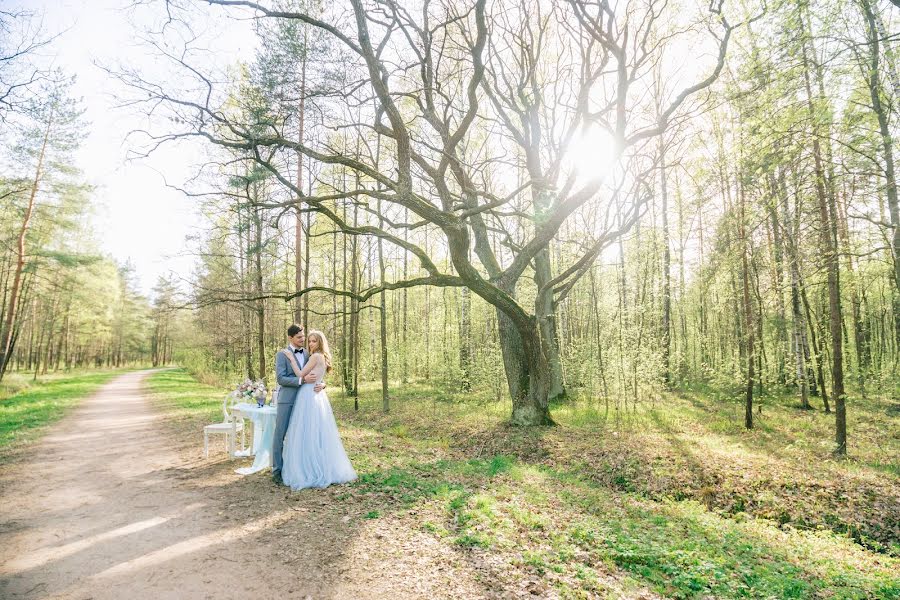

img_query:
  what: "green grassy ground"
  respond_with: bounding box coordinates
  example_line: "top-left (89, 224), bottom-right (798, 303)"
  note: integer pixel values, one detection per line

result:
top-left (147, 368), bottom-right (900, 599)
top-left (144, 367), bottom-right (225, 423)
top-left (0, 370), bottom-right (124, 454)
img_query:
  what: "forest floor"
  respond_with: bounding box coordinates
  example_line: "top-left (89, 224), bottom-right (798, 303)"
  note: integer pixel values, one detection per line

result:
top-left (0, 368), bottom-right (897, 599)
top-left (0, 370), bottom-right (124, 452)
top-left (0, 370), bottom-right (492, 599)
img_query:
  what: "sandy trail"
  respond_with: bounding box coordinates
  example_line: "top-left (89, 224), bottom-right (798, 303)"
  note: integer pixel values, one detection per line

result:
top-left (0, 371), bottom-right (491, 600)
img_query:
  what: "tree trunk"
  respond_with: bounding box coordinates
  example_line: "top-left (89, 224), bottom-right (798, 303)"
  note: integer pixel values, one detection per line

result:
top-left (588, 266), bottom-right (610, 402)
top-left (402, 207), bottom-right (409, 384)
top-left (152, 321), bottom-right (160, 367)
top-left (534, 254), bottom-right (565, 402)
top-left (699, 206), bottom-right (708, 370)
top-left (459, 286), bottom-right (471, 391)
top-left (349, 201), bottom-right (360, 404)
top-left (378, 223), bottom-right (389, 412)
top-left (780, 170), bottom-right (811, 408)
top-left (424, 230), bottom-right (431, 381)
top-left (376, 137), bottom-right (389, 412)
top-left (0, 108), bottom-right (51, 379)
top-left (740, 174), bottom-right (754, 430)
top-left (838, 183), bottom-right (869, 392)
top-left (341, 191), bottom-right (351, 396)
top-left (303, 211), bottom-right (311, 330)
top-left (239, 200), bottom-right (255, 380)
top-left (254, 198), bottom-right (266, 385)
top-left (496, 307), bottom-right (553, 426)
top-left (532, 182), bottom-right (566, 403)
top-left (752, 254), bottom-right (766, 395)
top-left (660, 138), bottom-right (672, 386)
top-left (801, 18), bottom-right (846, 453)
top-left (767, 175), bottom-right (788, 385)
top-left (294, 37), bottom-right (307, 327)
top-left (60, 301), bottom-right (70, 371)
top-left (860, 0), bottom-right (900, 352)
top-left (799, 282), bottom-right (828, 406)
top-left (873, 6), bottom-right (900, 103)
top-left (294, 208), bottom-right (303, 326)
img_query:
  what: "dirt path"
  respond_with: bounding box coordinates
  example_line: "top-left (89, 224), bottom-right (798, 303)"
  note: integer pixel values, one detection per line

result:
top-left (0, 371), bottom-right (491, 600)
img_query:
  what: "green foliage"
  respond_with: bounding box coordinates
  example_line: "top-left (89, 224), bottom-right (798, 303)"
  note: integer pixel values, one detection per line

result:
top-left (564, 494), bottom-right (900, 599)
top-left (0, 71), bottom-right (163, 377)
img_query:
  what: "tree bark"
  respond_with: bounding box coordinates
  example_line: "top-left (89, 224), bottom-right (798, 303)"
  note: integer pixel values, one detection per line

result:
top-left (0, 107), bottom-right (51, 379)
top-left (459, 286), bottom-right (471, 391)
top-left (253, 196), bottom-right (266, 385)
top-left (780, 170), bottom-right (811, 408)
top-left (497, 308), bottom-right (553, 426)
top-left (378, 216), bottom-right (389, 412)
top-left (740, 173), bottom-right (754, 429)
top-left (860, 0), bottom-right (900, 353)
top-left (660, 138), bottom-right (672, 386)
top-left (294, 35), bottom-right (307, 327)
top-left (801, 15), bottom-right (846, 453)
top-left (767, 175), bottom-right (789, 384)
top-left (349, 200), bottom-right (360, 402)
top-left (402, 207), bottom-right (409, 384)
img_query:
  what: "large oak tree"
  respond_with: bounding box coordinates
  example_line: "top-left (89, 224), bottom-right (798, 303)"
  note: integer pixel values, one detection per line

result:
top-left (124, 0), bottom-right (743, 424)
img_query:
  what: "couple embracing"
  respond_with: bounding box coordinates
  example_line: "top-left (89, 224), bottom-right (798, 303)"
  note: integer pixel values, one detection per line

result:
top-left (271, 324), bottom-right (356, 490)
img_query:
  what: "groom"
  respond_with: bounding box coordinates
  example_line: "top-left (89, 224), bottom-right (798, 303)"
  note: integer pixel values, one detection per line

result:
top-left (272, 323), bottom-right (323, 485)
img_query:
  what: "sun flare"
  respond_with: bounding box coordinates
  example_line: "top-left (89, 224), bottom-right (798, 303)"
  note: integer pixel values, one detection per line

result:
top-left (563, 125), bottom-right (618, 184)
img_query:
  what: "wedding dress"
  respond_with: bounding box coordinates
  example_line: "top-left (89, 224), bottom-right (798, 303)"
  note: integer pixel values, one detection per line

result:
top-left (281, 359), bottom-right (356, 490)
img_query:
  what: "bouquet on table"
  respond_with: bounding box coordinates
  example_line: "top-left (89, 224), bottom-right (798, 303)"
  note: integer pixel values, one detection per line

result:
top-left (231, 379), bottom-right (268, 407)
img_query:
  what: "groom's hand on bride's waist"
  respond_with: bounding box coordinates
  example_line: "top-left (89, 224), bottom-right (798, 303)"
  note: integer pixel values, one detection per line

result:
top-left (301, 372), bottom-right (325, 392)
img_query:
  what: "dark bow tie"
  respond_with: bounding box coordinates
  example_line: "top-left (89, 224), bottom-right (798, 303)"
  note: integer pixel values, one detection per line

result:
top-left (292, 348), bottom-right (303, 354)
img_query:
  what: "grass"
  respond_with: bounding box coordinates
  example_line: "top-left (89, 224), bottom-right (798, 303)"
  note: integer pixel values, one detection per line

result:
top-left (0, 369), bottom-right (125, 455)
top-left (147, 368), bottom-right (900, 599)
top-left (143, 367), bottom-right (226, 424)
top-left (349, 452), bottom-right (899, 598)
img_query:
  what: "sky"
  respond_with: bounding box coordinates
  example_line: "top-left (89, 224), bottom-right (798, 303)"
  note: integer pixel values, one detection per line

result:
top-left (21, 0), bottom-right (257, 297)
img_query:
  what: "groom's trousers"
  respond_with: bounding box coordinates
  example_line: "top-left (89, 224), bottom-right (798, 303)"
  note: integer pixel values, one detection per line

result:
top-left (272, 401), bottom-right (295, 474)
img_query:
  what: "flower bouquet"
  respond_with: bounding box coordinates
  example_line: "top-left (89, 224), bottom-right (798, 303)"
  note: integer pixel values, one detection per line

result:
top-left (230, 379), bottom-right (268, 407)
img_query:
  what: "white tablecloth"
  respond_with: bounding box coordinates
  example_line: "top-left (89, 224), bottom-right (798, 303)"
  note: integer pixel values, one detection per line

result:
top-left (232, 403), bottom-right (277, 475)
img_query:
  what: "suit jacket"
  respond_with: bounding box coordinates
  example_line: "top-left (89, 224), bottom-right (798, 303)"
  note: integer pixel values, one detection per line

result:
top-left (275, 347), bottom-right (306, 404)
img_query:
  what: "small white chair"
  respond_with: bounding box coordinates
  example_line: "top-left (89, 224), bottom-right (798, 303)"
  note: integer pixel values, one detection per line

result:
top-left (203, 394), bottom-right (246, 458)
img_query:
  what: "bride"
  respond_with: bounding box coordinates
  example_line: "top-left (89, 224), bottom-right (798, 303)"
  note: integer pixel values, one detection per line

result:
top-left (280, 330), bottom-right (357, 490)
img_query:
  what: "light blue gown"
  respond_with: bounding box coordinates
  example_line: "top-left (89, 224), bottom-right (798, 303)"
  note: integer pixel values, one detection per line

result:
top-left (281, 358), bottom-right (357, 490)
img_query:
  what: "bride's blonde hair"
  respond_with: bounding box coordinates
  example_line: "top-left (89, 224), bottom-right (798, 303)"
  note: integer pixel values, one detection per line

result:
top-left (307, 330), bottom-right (333, 373)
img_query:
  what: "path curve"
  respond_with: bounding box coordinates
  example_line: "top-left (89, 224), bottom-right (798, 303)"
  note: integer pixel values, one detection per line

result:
top-left (0, 370), bottom-right (489, 600)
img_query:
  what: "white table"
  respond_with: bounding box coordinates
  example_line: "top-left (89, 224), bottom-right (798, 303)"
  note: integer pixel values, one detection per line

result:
top-left (231, 403), bottom-right (277, 475)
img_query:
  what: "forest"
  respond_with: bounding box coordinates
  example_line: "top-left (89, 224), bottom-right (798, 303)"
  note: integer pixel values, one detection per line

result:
top-left (0, 70), bottom-right (180, 376)
top-left (1, 0), bottom-right (898, 597)
top-left (107, 0), bottom-right (900, 448)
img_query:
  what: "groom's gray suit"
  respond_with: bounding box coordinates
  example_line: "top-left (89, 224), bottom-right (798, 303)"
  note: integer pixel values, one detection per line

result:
top-left (273, 346), bottom-right (306, 476)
